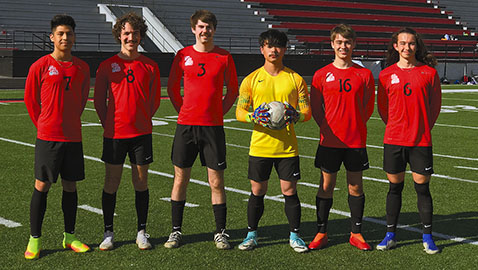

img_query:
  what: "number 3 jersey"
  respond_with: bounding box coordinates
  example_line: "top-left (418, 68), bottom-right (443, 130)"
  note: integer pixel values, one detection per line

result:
top-left (377, 63), bottom-right (441, 147)
top-left (94, 54), bottom-right (161, 139)
top-left (168, 45), bottom-right (238, 126)
top-left (24, 54), bottom-right (90, 142)
top-left (311, 63), bottom-right (375, 148)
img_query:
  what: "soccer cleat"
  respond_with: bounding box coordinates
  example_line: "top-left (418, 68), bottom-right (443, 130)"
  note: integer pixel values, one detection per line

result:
top-left (308, 232), bottom-right (328, 250)
top-left (376, 232), bottom-right (397, 251)
top-left (214, 229), bottom-right (231, 250)
top-left (99, 231), bottom-right (114, 251)
top-left (349, 232), bottom-right (372, 251)
top-left (164, 231), bottom-right (182, 249)
top-left (423, 234), bottom-right (439, 254)
top-left (136, 230), bottom-right (152, 250)
top-left (63, 232), bottom-right (90, 253)
top-left (238, 231), bottom-right (258, 251)
top-left (289, 232), bottom-right (308, 253)
top-left (24, 236), bottom-right (41, 260)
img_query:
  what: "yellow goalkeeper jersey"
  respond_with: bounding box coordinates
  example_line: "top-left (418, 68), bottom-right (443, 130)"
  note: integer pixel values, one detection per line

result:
top-left (236, 66), bottom-right (311, 158)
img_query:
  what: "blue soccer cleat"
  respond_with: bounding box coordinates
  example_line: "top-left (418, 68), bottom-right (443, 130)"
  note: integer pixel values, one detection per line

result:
top-left (238, 231), bottom-right (258, 251)
top-left (376, 232), bottom-right (397, 251)
top-left (423, 234), bottom-right (439, 254)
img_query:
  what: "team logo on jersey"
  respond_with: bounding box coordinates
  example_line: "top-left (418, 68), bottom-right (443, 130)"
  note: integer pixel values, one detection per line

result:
top-left (184, 56), bottom-right (193, 66)
top-left (391, 74), bottom-right (400, 84)
top-left (325, 72), bottom-right (335, 82)
top-left (111, 63), bottom-right (121, 73)
top-left (48, 65), bottom-right (59, 76)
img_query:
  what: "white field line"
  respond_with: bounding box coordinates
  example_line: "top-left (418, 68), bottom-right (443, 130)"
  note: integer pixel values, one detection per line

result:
top-left (442, 89), bottom-right (478, 93)
top-left (2, 136), bottom-right (477, 245)
top-left (159, 197), bottom-right (199, 207)
top-left (0, 217), bottom-right (22, 228)
top-left (455, 166), bottom-right (478, 171)
top-left (78, 204), bottom-right (117, 216)
top-left (442, 98), bottom-right (478, 102)
top-left (369, 116), bottom-right (478, 130)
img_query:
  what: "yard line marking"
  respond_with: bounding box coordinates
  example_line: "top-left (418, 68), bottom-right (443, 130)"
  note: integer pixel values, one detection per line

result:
top-left (363, 176), bottom-right (390, 183)
top-left (159, 197), bottom-right (199, 207)
top-left (78, 204), bottom-right (117, 216)
top-left (442, 97), bottom-right (478, 102)
top-left (0, 102), bottom-right (10, 105)
top-left (0, 217), bottom-right (22, 228)
top-left (455, 166), bottom-right (478, 171)
top-left (2, 136), bottom-right (477, 245)
top-left (369, 117), bottom-right (478, 130)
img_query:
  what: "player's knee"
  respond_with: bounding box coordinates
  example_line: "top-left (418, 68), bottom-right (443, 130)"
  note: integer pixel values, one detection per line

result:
top-left (61, 179), bottom-right (77, 192)
top-left (347, 184), bottom-right (363, 196)
top-left (414, 182), bottom-right (431, 196)
top-left (388, 181), bottom-right (404, 195)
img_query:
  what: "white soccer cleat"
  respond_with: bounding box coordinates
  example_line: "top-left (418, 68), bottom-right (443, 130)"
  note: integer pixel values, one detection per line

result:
top-left (214, 229), bottom-right (231, 250)
top-left (164, 231), bottom-right (182, 249)
top-left (136, 230), bottom-right (152, 250)
top-left (99, 231), bottom-right (114, 251)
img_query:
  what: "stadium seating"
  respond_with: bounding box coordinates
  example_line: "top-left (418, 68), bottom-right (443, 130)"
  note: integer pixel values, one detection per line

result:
top-left (242, 0), bottom-right (478, 60)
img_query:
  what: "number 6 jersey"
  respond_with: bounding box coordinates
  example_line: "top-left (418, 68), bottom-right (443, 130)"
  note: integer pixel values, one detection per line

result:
top-left (24, 54), bottom-right (90, 142)
top-left (377, 63), bottom-right (441, 147)
top-left (311, 63), bottom-right (375, 148)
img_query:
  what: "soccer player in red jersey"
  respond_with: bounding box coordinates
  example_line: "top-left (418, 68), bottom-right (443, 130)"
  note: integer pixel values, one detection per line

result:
top-left (23, 15), bottom-right (90, 259)
top-left (94, 12), bottom-right (161, 251)
top-left (376, 28), bottom-right (441, 254)
top-left (165, 10), bottom-right (238, 250)
top-left (309, 24), bottom-right (375, 251)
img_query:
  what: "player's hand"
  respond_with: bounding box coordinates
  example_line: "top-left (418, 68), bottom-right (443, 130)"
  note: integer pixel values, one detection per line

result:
top-left (251, 102), bottom-right (270, 127)
top-left (284, 101), bottom-right (300, 125)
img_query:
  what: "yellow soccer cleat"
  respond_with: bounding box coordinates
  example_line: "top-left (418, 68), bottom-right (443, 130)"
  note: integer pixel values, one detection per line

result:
top-left (63, 232), bottom-right (90, 253)
top-left (25, 236), bottom-right (41, 260)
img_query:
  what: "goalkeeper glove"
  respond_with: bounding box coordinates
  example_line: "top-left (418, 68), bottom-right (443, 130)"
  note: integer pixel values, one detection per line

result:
top-left (284, 101), bottom-right (300, 125)
top-left (250, 102), bottom-right (270, 127)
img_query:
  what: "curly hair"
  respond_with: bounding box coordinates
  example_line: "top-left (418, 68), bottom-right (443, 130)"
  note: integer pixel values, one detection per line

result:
top-left (51, 14), bottom-right (76, 32)
top-left (190, 10), bottom-right (217, 30)
top-left (386, 27), bottom-right (437, 67)
top-left (112, 12), bottom-right (147, 43)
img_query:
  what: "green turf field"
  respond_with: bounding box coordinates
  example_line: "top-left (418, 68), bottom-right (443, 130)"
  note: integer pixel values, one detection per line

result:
top-left (0, 88), bottom-right (477, 269)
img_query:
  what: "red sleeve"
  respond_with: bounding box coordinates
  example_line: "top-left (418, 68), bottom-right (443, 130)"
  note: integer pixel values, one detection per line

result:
top-left (150, 63), bottom-right (161, 117)
top-left (377, 74), bottom-right (388, 124)
top-left (24, 62), bottom-right (42, 128)
top-left (81, 63), bottom-right (90, 112)
top-left (429, 71), bottom-right (441, 128)
top-left (167, 53), bottom-right (183, 113)
top-left (94, 63), bottom-right (109, 127)
top-left (310, 73), bottom-right (325, 127)
top-left (364, 71), bottom-right (375, 122)
top-left (222, 54), bottom-right (238, 115)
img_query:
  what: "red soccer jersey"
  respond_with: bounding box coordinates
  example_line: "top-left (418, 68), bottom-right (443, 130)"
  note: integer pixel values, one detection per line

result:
top-left (24, 54), bottom-right (90, 142)
top-left (377, 63), bottom-right (441, 147)
top-left (310, 63), bottom-right (375, 148)
top-left (94, 54), bottom-right (161, 139)
top-left (167, 45), bottom-right (238, 126)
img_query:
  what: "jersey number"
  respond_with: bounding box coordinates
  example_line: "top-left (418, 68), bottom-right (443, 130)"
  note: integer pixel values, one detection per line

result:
top-left (126, 69), bottom-right (135, 83)
top-left (339, 79), bottom-right (352, 92)
top-left (403, 83), bottom-right (412, 96)
top-left (64, 76), bottom-right (71, 91)
top-left (197, 63), bottom-right (206, 77)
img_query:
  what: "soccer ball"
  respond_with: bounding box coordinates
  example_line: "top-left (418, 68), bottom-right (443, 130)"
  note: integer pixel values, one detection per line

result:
top-left (266, 101), bottom-right (287, 130)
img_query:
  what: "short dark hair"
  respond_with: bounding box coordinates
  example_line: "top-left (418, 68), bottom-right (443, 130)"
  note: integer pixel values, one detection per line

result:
top-left (386, 27), bottom-right (437, 67)
top-left (330, 24), bottom-right (356, 42)
top-left (112, 12), bottom-right (147, 43)
top-left (259, 29), bottom-right (288, 48)
top-left (51, 14), bottom-right (76, 32)
top-left (190, 10), bottom-right (217, 30)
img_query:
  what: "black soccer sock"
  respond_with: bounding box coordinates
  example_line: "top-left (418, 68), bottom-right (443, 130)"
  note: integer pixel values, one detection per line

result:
top-left (62, 190), bottom-right (78, 234)
top-left (415, 182), bottom-right (433, 234)
top-left (171, 199), bottom-right (186, 232)
top-left (348, 194), bottom-right (365, 233)
top-left (30, 188), bottom-right (48, 238)
top-left (386, 182), bottom-right (404, 232)
top-left (102, 190), bottom-right (116, 232)
top-left (315, 196), bottom-right (333, 233)
top-left (284, 193), bottom-right (301, 233)
top-left (247, 193), bottom-right (265, 231)
top-left (212, 203), bottom-right (227, 233)
top-left (135, 189), bottom-right (149, 232)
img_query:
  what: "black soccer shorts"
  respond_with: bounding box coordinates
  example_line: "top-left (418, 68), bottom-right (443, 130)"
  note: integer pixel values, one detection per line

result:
top-left (383, 144), bottom-right (434, 175)
top-left (102, 134), bottom-right (153, 165)
top-left (315, 145), bottom-right (369, 173)
top-left (248, 156), bottom-right (300, 182)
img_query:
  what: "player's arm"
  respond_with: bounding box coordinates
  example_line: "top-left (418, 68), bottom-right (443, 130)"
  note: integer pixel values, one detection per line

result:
top-left (24, 63), bottom-right (42, 128)
top-left (429, 71), bottom-right (442, 128)
top-left (150, 64), bottom-right (161, 117)
top-left (80, 64), bottom-right (91, 112)
top-left (295, 76), bottom-right (311, 123)
top-left (167, 53), bottom-right (183, 114)
top-left (93, 64), bottom-right (108, 127)
top-left (236, 76), bottom-right (253, 123)
top-left (376, 76), bottom-right (388, 124)
top-left (310, 75), bottom-right (325, 127)
top-left (363, 73), bottom-right (376, 122)
top-left (222, 54), bottom-right (239, 115)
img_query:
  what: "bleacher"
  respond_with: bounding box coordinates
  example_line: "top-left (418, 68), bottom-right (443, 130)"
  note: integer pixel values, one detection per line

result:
top-left (242, 0), bottom-right (478, 60)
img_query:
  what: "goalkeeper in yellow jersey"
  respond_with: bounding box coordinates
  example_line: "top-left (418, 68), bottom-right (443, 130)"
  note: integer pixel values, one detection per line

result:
top-left (235, 29), bottom-right (311, 252)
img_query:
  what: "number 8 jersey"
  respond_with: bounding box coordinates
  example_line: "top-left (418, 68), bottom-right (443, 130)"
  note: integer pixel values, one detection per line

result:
top-left (25, 54), bottom-right (90, 142)
top-left (377, 63), bottom-right (441, 147)
top-left (311, 63), bottom-right (375, 148)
